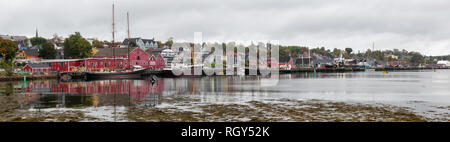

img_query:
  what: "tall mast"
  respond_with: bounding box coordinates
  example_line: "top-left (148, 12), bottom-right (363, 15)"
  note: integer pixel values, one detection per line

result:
top-left (112, 3), bottom-right (116, 71)
top-left (127, 12), bottom-right (131, 69)
top-left (308, 47), bottom-right (311, 67)
top-left (372, 42), bottom-right (375, 51)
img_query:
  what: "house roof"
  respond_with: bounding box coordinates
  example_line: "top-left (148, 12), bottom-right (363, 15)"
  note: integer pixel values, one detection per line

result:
top-left (93, 47), bottom-right (138, 57)
top-left (122, 38), bottom-right (156, 45)
top-left (23, 49), bottom-right (39, 57)
top-left (14, 41), bottom-right (27, 48)
top-left (26, 64), bottom-right (50, 68)
top-left (294, 58), bottom-right (312, 65)
top-left (11, 36), bottom-right (27, 41)
top-left (279, 57), bottom-right (292, 63)
top-left (0, 35), bottom-right (27, 41)
top-left (145, 48), bottom-right (167, 56)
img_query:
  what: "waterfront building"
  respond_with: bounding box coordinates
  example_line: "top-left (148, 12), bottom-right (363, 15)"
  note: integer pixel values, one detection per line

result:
top-left (146, 48), bottom-right (170, 70)
top-left (39, 59), bottom-right (82, 72)
top-left (388, 61), bottom-right (409, 67)
top-left (23, 49), bottom-right (40, 61)
top-left (294, 57), bottom-right (313, 68)
top-left (20, 47), bottom-right (167, 73)
top-left (279, 57), bottom-right (294, 70)
top-left (16, 50), bottom-right (27, 60)
top-left (93, 47), bottom-right (150, 69)
top-left (23, 63), bottom-right (51, 73)
top-left (437, 60), bottom-right (450, 67)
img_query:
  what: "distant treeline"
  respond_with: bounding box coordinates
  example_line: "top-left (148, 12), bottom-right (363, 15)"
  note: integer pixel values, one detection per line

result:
top-left (279, 46), bottom-right (443, 66)
top-left (431, 55), bottom-right (450, 61)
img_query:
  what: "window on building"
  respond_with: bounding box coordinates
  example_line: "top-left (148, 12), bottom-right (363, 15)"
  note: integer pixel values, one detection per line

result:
top-left (137, 56), bottom-right (140, 60)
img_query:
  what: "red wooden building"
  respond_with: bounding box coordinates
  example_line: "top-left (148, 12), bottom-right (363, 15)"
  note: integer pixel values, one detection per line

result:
top-left (149, 54), bottom-right (166, 70)
top-left (40, 59), bottom-right (82, 72)
top-left (23, 64), bottom-right (51, 73)
top-left (279, 57), bottom-right (294, 70)
top-left (93, 47), bottom-right (150, 69)
top-left (22, 47), bottom-right (166, 73)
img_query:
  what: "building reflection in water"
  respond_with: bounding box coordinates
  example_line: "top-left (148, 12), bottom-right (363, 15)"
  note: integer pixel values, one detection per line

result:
top-left (19, 76), bottom-right (264, 109)
top-left (22, 79), bottom-right (165, 109)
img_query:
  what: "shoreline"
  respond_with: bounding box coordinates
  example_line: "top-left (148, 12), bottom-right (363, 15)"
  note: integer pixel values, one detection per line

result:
top-left (0, 74), bottom-right (59, 82)
top-left (1, 68), bottom-right (448, 82)
top-left (375, 67), bottom-right (449, 71)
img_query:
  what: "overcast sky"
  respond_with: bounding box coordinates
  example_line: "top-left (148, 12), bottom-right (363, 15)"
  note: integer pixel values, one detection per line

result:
top-left (1, 0), bottom-right (449, 55)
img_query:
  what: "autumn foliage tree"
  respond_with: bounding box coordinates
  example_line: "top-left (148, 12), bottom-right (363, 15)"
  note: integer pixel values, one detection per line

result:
top-left (0, 38), bottom-right (19, 62)
top-left (92, 40), bottom-right (105, 48)
top-left (0, 38), bottom-right (18, 76)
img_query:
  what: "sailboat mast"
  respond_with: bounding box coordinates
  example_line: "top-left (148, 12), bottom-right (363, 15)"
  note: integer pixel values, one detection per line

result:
top-left (127, 12), bottom-right (130, 69)
top-left (112, 3), bottom-right (116, 71)
top-left (372, 42), bottom-right (375, 51)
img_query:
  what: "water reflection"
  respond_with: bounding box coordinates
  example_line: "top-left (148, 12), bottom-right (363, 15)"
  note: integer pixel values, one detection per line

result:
top-left (1, 70), bottom-right (449, 115)
top-left (17, 79), bottom-right (165, 109)
top-left (11, 76), bottom-right (254, 109)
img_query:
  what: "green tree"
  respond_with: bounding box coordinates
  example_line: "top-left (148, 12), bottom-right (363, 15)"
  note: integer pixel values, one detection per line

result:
top-left (129, 41), bottom-right (137, 48)
top-left (63, 32), bottom-right (93, 59)
top-left (92, 40), bottom-right (104, 48)
top-left (29, 37), bottom-right (48, 47)
top-left (408, 52), bottom-right (423, 66)
top-left (165, 37), bottom-right (174, 48)
top-left (103, 40), bottom-right (111, 45)
top-left (39, 42), bottom-right (57, 59)
top-left (0, 38), bottom-right (19, 62)
top-left (333, 48), bottom-right (342, 57)
top-left (345, 48), bottom-right (353, 55)
top-left (156, 41), bottom-right (163, 48)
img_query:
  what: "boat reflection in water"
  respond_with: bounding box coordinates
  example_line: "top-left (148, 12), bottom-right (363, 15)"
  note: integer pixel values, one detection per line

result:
top-left (22, 78), bottom-right (165, 109)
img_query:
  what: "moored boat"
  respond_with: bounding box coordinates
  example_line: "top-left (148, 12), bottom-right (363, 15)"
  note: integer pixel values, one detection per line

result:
top-left (85, 69), bottom-right (146, 80)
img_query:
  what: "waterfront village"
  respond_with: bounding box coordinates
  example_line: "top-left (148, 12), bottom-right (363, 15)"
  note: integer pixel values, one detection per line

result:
top-left (0, 32), bottom-right (449, 80)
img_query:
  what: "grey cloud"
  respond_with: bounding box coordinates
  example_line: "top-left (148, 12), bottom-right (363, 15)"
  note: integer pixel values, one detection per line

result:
top-left (0, 0), bottom-right (449, 55)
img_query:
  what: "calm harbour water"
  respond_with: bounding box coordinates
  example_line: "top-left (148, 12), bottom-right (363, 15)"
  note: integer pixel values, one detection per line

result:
top-left (1, 69), bottom-right (449, 120)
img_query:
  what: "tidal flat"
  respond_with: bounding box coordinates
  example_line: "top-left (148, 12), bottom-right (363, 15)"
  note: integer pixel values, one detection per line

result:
top-left (2, 95), bottom-right (448, 122)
